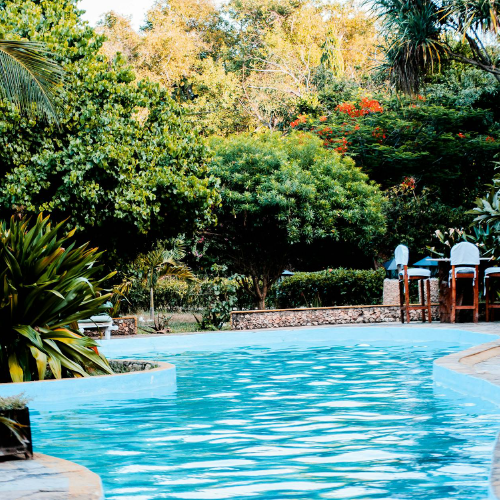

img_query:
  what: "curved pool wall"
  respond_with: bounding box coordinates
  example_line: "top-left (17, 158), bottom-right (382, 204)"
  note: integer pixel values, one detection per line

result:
top-left (0, 360), bottom-right (176, 409)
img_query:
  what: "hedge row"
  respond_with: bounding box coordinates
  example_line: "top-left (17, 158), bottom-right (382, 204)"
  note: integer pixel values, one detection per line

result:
top-left (271, 268), bottom-right (385, 309)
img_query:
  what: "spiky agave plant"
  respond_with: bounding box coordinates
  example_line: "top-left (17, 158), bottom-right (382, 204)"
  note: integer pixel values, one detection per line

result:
top-left (0, 214), bottom-right (115, 383)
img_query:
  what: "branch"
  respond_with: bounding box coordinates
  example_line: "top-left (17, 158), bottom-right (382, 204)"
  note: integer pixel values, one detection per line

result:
top-left (246, 85), bottom-right (301, 97)
top-left (446, 49), bottom-right (500, 77)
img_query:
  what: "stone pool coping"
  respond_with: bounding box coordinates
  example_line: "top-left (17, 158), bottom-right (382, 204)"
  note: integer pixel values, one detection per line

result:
top-left (0, 359), bottom-right (176, 402)
top-left (0, 453), bottom-right (103, 500)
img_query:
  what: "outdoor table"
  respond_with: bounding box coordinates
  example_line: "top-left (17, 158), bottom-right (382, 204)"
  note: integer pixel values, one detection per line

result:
top-left (428, 257), bottom-right (492, 322)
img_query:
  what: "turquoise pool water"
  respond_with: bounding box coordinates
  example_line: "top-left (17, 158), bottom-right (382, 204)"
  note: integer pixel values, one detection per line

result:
top-left (33, 341), bottom-right (500, 499)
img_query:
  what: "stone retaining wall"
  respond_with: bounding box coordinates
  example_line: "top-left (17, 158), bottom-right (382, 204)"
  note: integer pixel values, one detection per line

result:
top-left (231, 304), bottom-right (439, 330)
top-left (113, 316), bottom-right (137, 335)
top-left (109, 359), bottom-right (158, 373)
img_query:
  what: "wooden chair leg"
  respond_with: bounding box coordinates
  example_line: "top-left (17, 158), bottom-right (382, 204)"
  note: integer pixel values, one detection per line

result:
top-left (426, 279), bottom-right (432, 323)
top-left (420, 279), bottom-right (426, 322)
top-left (473, 266), bottom-right (479, 323)
top-left (399, 280), bottom-right (405, 323)
top-left (486, 277), bottom-right (490, 322)
top-left (404, 274), bottom-right (411, 323)
top-left (451, 267), bottom-right (456, 323)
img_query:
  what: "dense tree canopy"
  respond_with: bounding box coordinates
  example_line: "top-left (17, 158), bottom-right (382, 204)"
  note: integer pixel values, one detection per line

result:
top-left (207, 132), bottom-right (385, 308)
top-left (99, 0), bottom-right (378, 134)
top-left (0, 0), bottom-right (219, 260)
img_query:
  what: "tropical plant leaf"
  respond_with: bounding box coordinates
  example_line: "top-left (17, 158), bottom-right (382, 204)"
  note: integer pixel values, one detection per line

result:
top-left (0, 415), bottom-right (28, 445)
top-left (8, 353), bottom-right (24, 383)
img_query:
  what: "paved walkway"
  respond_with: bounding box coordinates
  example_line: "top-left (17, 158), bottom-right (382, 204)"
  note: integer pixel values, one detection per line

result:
top-left (0, 454), bottom-right (103, 500)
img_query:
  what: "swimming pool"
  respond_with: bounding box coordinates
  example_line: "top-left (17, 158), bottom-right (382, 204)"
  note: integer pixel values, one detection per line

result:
top-left (31, 330), bottom-right (500, 500)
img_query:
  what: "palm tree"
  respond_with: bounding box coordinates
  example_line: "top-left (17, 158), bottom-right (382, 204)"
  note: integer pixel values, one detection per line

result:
top-left (0, 39), bottom-right (64, 120)
top-left (135, 240), bottom-right (196, 320)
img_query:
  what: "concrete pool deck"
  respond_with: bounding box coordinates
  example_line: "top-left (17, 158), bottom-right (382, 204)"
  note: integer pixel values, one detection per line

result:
top-left (1, 321), bottom-right (500, 499)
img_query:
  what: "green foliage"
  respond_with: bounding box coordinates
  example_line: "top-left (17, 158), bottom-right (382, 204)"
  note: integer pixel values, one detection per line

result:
top-left (194, 270), bottom-right (239, 330)
top-left (132, 239), bottom-right (196, 318)
top-left (208, 131), bottom-right (386, 308)
top-left (272, 268), bottom-right (386, 309)
top-left (373, 0), bottom-right (500, 93)
top-left (372, 0), bottom-right (443, 93)
top-left (377, 182), bottom-right (463, 258)
top-left (0, 0), bottom-right (219, 258)
top-left (469, 170), bottom-right (500, 258)
top-left (122, 277), bottom-right (190, 314)
top-left (0, 214), bottom-right (115, 383)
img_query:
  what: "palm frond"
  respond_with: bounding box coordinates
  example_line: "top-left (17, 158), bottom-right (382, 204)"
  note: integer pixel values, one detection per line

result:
top-left (0, 39), bottom-right (64, 121)
top-left (0, 415), bottom-right (28, 446)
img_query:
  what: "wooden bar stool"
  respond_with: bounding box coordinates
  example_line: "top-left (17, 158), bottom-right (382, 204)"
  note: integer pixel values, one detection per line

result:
top-left (395, 244), bottom-right (432, 323)
top-left (484, 267), bottom-right (500, 321)
top-left (449, 242), bottom-right (479, 323)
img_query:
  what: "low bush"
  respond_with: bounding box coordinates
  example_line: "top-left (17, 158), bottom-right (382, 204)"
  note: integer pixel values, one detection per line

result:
top-left (271, 268), bottom-right (385, 309)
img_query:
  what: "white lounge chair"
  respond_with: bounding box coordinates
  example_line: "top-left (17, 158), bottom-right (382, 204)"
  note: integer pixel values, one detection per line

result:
top-left (78, 303), bottom-right (118, 340)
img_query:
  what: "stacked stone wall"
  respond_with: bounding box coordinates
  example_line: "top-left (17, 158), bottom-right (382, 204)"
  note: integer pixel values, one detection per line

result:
top-left (82, 316), bottom-right (137, 337)
top-left (231, 304), bottom-right (439, 330)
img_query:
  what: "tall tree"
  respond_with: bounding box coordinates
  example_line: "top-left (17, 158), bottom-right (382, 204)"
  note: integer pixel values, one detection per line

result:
top-left (98, 0), bottom-right (378, 133)
top-left (208, 132), bottom-right (386, 309)
top-left (0, 0), bottom-right (219, 260)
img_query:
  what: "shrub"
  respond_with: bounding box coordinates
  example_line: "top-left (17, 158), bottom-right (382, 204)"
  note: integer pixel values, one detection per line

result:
top-left (272, 268), bottom-right (386, 309)
top-left (121, 278), bottom-right (191, 314)
top-left (0, 394), bottom-right (29, 410)
top-left (193, 276), bottom-right (239, 330)
top-left (0, 215), bottom-right (115, 383)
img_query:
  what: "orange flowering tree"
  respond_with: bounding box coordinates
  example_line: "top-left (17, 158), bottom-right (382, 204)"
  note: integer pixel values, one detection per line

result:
top-left (288, 94), bottom-right (500, 209)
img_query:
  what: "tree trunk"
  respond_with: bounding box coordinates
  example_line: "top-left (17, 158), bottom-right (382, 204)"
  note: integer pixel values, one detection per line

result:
top-left (257, 296), bottom-right (266, 310)
top-left (150, 287), bottom-right (155, 320)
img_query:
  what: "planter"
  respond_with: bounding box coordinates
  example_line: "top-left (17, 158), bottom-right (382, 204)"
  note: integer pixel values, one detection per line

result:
top-left (0, 407), bottom-right (33, 459)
